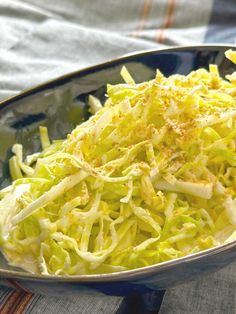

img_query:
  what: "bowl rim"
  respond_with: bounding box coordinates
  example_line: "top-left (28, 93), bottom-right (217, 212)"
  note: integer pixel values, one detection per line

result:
top-left (0, 44), bottom-right (236, 283)
top-left (0, 43), bottom-right (235, 109)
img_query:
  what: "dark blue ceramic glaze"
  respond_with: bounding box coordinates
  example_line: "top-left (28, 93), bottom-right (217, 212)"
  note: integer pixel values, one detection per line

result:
top-left (0, 45), bottom-right (236, 297)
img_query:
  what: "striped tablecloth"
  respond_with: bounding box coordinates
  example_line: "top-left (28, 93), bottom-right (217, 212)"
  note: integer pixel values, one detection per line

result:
top-left (0, 1), bottom-right (236, 313)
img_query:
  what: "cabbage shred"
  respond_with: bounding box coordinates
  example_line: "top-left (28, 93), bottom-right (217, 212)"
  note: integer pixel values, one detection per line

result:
top-left (1, 52), bottom-right (236, 275)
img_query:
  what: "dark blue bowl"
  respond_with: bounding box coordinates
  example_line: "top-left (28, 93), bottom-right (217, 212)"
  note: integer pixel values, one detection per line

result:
top-left (0, 45), bottom-right (236, 297)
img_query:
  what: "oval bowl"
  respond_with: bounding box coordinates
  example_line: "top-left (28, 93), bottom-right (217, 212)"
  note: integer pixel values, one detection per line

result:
top-left (0, 45), bottom-right (236, 297)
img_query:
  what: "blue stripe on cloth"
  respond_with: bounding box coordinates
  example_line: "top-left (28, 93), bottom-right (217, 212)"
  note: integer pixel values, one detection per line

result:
top-left (205, 0), bottom-right (236, 43)
top-left (0, 287), bottom-right (12, 304)
top-left (116, 290), bottom-right (165, 314)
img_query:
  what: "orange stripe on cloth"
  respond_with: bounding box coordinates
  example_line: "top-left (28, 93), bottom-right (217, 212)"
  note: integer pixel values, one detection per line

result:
top-left (132, 0), bottom-right (152, 37)
top-left (6, 279), bottom-right (31, 294)
top-left (0, 289), bottom-right (34, 314)
top-left (0, 290), bottom-right (24, 314)
top-left (156, 0), bottom-right (177, 43)
top-left (14, 293), bottom-right (34, 314)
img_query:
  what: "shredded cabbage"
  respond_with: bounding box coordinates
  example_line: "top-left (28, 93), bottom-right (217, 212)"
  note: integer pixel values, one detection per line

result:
top-left (1, 50), bottom-right (236, 275)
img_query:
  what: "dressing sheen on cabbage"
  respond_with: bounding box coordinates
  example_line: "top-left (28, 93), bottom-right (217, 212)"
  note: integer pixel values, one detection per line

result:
top-left (1, 50), bottom-right (236, 276)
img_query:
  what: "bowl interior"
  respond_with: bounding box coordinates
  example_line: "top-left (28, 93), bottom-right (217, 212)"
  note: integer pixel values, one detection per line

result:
top-left (0, 45), bottom-right (235, 276)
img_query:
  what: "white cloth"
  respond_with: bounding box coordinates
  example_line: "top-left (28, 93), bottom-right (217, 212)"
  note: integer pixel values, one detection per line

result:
top-left (1, 1), bottom-right (236, 313)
